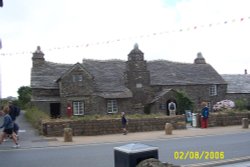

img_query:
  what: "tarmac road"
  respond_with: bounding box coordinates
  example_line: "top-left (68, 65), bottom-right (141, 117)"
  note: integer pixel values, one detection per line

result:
top-left (0, 111), bottom-right (250, 167)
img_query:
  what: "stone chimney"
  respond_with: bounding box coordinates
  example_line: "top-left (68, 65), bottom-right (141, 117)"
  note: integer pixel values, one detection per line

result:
top-left (32, 46), bottom-right (45, 67)
top-left (194, 52), bottom-right (206, 64)
top-left (245, 69), bottom-right (248, 75)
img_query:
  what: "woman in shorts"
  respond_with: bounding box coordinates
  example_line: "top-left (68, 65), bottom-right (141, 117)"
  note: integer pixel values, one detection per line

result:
top-left (0, 106), bottom-right (19, 148)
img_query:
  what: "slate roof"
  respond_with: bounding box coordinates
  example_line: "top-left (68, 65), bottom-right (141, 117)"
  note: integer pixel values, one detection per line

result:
top-left (221, 74), bottom-right (250, 93)
top-left (148, 60), bottom-right (226, 85)
top-left (31, 61), bottom-right (72, 89)
top-left (31, 59), bottom-right (226, 92)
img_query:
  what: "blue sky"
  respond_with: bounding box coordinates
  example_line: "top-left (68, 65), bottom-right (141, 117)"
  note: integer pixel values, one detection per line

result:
top-left (0, 0), bottom-right (250, 98)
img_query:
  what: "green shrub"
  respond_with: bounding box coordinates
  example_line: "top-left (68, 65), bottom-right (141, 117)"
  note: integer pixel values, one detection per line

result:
top-left (176, 91), bottom-right (194, 114)
top-left (24, 107), bottom-right (50, 133)
top-left (235, 99), bottom-right (248, 110)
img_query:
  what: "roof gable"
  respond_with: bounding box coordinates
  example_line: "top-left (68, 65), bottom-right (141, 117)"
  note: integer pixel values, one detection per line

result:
top-left (57, 62), bottom-right (93, 82)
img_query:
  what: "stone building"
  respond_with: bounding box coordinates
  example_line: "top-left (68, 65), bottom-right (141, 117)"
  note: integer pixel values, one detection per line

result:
top-left (222, 72), bottom-right (250, 108)
top-left (31, 44), bottom-right (227, 117)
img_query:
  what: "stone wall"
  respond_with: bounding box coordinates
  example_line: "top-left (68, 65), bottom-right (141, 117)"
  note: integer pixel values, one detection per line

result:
top-left (208, 112), bottom-right (250, 127)
top-left (41, 112), bottom-right (250, 136)
top-left (41, 115), bottom-right (186, 137)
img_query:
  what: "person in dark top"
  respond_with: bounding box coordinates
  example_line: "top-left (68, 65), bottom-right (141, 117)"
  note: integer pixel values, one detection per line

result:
top-left (8, 101), bottom-right (20, 135)
top-left (0, 106), bottom-right (19, 148)
top-left (121, 112), bottom-right (128, 135)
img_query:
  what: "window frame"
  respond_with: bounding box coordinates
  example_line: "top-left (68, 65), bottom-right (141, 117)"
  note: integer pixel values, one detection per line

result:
top-left (107, 99), bottom-right (118, 114)
top-left (72, 74), bottom-right (83, 82)
top-left (209, 85), bottom-right (217, 96)
top-left (73, 101), bottom-right (84, 115)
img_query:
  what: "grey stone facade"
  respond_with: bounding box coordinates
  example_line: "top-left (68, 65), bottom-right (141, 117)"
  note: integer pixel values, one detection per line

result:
top-left (31, 44), bottom-right (231, 117)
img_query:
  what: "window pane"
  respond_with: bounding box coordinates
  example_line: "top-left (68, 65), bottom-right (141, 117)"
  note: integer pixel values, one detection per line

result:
top-left (107, 100), bottom-right (118, 113)
top-left (73, 75), bottom-right (83, 82)
top-left (73, 101), bottom-right (84, 115)
top-left (209, 85), bottom-right (217, 96)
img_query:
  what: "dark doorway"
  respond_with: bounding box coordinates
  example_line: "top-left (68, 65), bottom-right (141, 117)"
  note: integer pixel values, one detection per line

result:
top-left (50, 103), bottom-right (61, 118)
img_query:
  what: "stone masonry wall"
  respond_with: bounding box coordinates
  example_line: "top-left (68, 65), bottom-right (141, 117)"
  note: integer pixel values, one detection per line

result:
top-left (41, 112), bottom-right (250, 137)
top-left (208, 112), bottom-right (250, 127)
top-left (41, 115), bottom-right (186, 137)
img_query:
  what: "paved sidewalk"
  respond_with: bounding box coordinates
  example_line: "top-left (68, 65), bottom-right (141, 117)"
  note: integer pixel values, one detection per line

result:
top-left (1, 112), bottom-right (250, 149)
top-left (47, 125), bottom-right (250, 147)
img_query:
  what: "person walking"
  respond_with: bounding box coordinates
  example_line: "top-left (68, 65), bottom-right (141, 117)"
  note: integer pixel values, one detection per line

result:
top-left (201, 102), bottom-right (209, 128)
top-left (121, 112), bottom-right (128, 135)
top-left (0, 106), bottom-right (20, 148)
top-left (8, 101), bottom-right (20, 136)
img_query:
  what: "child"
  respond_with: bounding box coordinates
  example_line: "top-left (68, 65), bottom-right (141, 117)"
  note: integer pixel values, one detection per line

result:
top-left (0, 106), bottom-right (19, 148)
top-left (121, 112), bottom-right (128, 135)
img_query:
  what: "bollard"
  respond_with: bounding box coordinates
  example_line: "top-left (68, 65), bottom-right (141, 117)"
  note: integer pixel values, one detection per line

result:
top-left (165, 123), bottom-right (173, 135)
top-left (64, 128), bottom-right (73, 142)
top-left (242, 118), bottom-right (249, 129)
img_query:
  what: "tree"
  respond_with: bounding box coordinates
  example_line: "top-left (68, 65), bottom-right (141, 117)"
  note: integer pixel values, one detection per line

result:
top-left (17, 86), bottom-right (32, 109)
top-left (176, 91), bottom-right (194, 115)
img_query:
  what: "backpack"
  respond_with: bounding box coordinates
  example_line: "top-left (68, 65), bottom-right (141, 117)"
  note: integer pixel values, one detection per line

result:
top-left (202, 107), bottom-right (209, 118)
top-left (15, 107), bottom-right (20, 117)
top-left (9, 105), bottom-right (20, 121)
top-left (169, 102), bottom-right (175, 110)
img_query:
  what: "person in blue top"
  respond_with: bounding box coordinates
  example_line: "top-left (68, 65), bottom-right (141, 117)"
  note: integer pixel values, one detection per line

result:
top-left (201, 102), bottom-right (209, 128)
top-left (0, 106), bottom-right (19, 148)
top-left (121, 112), bottom-right (128, 135)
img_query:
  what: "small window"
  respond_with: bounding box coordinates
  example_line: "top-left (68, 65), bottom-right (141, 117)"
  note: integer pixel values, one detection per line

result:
top-left (136, 83), bottom-right (143, 88)
top-left (207, 102), bottom-right (211, 110)
top-left (73, 75), bottom-right (83, 82)
top-left (107, 99), bottom-right (118, 113)
top-left (209, 85), bottom-right (217, 96)
top-left (73, 101), bottom-right (84, 115)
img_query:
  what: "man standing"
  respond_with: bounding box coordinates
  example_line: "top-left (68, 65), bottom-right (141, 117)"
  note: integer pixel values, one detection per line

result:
top-left (201, 102), bottom-right (209, 128)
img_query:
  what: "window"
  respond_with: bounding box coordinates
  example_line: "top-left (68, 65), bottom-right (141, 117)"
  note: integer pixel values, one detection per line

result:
top-left (73, 101), bottom-right (84, 115)
top-left (73, 75), bottom-right (83, 82)
top-left (207, 102), bottom-right (211, 110)
top-left (209, 85), bottom-right (217, 96)
top-left (136, 83), bottom-right (143, 88)
top-left (107, 99), bottom-right (118, 113)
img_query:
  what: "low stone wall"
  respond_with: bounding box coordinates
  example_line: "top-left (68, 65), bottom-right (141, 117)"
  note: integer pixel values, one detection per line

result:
top-left (41, 115), bottom-right (186, 137)
top-left (208, 112), bottom-right (250, 127)
top-left (40, 112), bottom-right (250, 137)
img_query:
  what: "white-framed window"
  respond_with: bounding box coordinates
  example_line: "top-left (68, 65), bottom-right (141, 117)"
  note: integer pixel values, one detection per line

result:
top-left (73, 101), bottom-right (84, 115)
top-left (209, 85), bottom-right (217, 96)
top-left (73, 75), bottom-right (83, 82)
top-left (107, 99), bottom-right (118, 113)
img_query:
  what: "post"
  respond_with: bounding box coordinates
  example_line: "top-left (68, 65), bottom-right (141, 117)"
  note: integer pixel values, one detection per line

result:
top-left (242, 118), bottom-right (249, 129)
top-left (64, 128), bottom-right (73, 142)
top-left (165, 123), bottom-right (173, 135)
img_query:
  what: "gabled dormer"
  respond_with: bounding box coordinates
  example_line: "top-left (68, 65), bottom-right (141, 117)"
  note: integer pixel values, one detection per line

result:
top-left (57, 63), bottom-right (95, 97)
